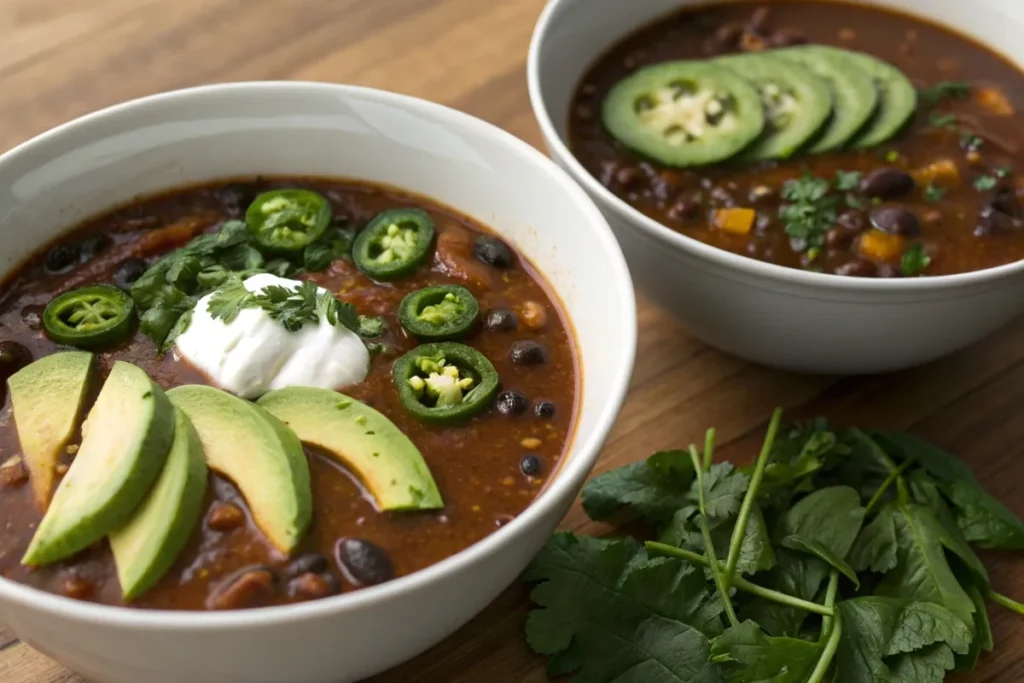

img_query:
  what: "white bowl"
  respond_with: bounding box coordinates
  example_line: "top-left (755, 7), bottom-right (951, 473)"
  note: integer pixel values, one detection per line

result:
top-left (529, 0), bottom-right (1024, 374)
top-left (0, 83), bottom-right (636, 683)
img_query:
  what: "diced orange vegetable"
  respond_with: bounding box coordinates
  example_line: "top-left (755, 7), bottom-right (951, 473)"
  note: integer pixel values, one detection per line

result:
top-left (712, 207), bottom-right (756, 235)
top-left (912, 159), bottom-right (960, 187)
top-left (976, 86), bottom-right (1014, 117)
top-left (858, 229), bottom-right (906, 262)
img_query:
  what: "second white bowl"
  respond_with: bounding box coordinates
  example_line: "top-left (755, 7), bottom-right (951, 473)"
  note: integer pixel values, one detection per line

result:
top-left (528, 0), bottom-right (1024, 374)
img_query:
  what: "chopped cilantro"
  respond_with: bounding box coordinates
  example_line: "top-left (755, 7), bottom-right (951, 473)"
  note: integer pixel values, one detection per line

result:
top-left (900, 243), bottom-right (932, 276)
top-left (919, 80), bottom-right (972, 105)
top-left (923, 183), bottom-right (947, 202)
top-left (834, 170), bottom-right (862, 192)
top-left (779, 174), bottom-right (839, 251)
top-left (207, 279), bottom-right (358, 334)
top-left (974, 175), bottom-right (998, 191)
top-left (884, 149), bottom-right (901, 163)
top-left (996, 166), bottom-right (1013, 179)
top-left (928, 112), bottom-right (958, 130)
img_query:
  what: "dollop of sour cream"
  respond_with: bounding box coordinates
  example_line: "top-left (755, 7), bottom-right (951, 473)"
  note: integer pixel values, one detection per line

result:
top-left (175, 273), bottom-right (369, 399)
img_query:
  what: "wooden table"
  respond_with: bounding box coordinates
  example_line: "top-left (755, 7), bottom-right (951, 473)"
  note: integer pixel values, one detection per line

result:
top-left (0, 0), bottom-right (1022, 681)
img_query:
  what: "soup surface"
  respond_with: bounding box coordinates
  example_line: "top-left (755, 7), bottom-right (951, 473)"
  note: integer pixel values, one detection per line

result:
top-left (0, 179), bottom-right (577, 610)
top-left (570, 1), bottom-right (1024, 277)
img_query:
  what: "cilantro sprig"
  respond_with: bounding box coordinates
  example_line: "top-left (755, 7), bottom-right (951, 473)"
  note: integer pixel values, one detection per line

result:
top-left (780, 174), bottom-right (840, 251)
top-left (524, 410), bottom-right (1024, 682)
top-left (207, 279), bottom-right (358, 334)
top-left (920, 81), bottom-right (972, 106)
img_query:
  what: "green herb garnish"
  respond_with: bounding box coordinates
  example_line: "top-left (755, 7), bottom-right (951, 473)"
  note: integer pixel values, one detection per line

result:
top-left (780, 174), bottom-right (839, 251)
top-left (974, 175), bottom-right (998, 191)
top-left (525, 411), bottom-right (1024, 682)
top-left (929, 112), bottom-right (959, 130)
top-left (901, 243), bottom-right (932, 276)
top-left (834, 170), bottom-right (862, 192)
top-left (924, 183), bottom-right (947, 202)
top-left (207, 279), bottom-right (358, 334)
top-left (960, 132), bottom-right (983, 151)
top-left (884, 149), bottom-right (901, 163)
top-left (996, 165), bottom-right (1013, 179)
top-left (920, 81), bottom-right (972, 105)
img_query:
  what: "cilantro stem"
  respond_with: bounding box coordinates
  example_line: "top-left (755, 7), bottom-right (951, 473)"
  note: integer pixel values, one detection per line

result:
top-left (864, 459), bottom-right (913, 515)
top-left (989, 590), bottom-right (1024, 616)
top-left (820, 570), bottom-right (840, 641)
top-left (850, 429), bottom-right (910, 505)
top-left (702, 428), bottom-right (716, 473)
top-left (807, 611), bottom-right (842, 683)
top-left (645, 541), bottom-right (834, 617)
top-left (725, 407), bottom-right (783, 585)
top-left (688, 446), bottom-right (740, 628)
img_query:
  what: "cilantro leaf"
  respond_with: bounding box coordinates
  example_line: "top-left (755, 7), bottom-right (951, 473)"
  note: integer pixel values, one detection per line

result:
top-left (660, 505), bottom-right (776, 578)
top-left (207, 279), bottom-right (253, 324)
top-left (836, 597), bottom-right (972, 683)
top-left (834, 170), bottom-right (863, 192)
top-left (872, 502), bottom-right (977, 629)
top-left (709, 621), bottom-right (823, 682)
top-left (868, 430), bottom-right (1024, 549)
top-left (357, 315), bottom-right (386, 338)
top-left (923, 183), bottom-right (946, 202)
top-left (850, 505), bottom-right (899, 574)
top-left (582, 450), bottom-right (696, 524)
top-left (779, 174), bottom-right (839, 250)
top-left (919, 81), bottom-right (971, 105)
top-left (776, 486), bottom-right (865, 585)
top-left (303, 242), bottom-right (334, 272)
top-left (524, 533), bottom-right (725, 683)
top-left (901, 243), bottom-right (931, 277)
top-left (974, 175), bottom-right (998, 191)
top-left (699, 463), bottom-right (750, 521)
top-left (740, 549), bottom-right (830, 638)
top-left (929, 112), bottom-right (958, 129)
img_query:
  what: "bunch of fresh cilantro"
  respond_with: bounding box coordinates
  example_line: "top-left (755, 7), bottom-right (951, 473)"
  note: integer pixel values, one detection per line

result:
top-left (129, 219), bottom-right (355, 349)
top-left (524, 409), bottom-right (1024, 682)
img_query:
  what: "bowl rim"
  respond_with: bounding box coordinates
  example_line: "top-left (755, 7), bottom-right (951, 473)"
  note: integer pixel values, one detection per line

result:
top-left (0, 81), bottom-right (638, 628)
top-left (526, 0), bottom-right (1024, 293)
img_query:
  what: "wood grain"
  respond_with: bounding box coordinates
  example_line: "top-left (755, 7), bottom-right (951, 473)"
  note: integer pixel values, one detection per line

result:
top-left (0, 0), bottom-right (1021, 681)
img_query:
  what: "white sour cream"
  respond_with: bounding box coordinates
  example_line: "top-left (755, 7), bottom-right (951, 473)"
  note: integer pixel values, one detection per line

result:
top-left (175, 274), bottom-right (369, 399)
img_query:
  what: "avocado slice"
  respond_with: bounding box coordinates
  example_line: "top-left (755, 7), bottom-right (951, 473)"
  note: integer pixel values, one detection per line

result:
top-left (258, 387), bottom-right (443, 511)
top-left (8, 351), bottom-right (95, 511)
top-left (22, 361), bottom-right (176, 566)
top-left (109, 407), bottom-right (208, 599)
top-left (167, 385), bottom-right (311, 554)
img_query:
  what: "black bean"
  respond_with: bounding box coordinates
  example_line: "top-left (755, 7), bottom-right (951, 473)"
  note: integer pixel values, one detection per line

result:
top-left (834, 259), bottom-right (878, 277)
top-left (78, 234), bottom-right (110, 261)
top-left (859, 168), bottom-right (915, 200)
top-left (709, 186), bottom-right (736, 208)
top-left (869, 206), bottom-right (920, 236)
top-left (534, 400), bottom-right (556, 419)
top-left (44, 244), bottom-right (79, 273)
top-left (667, 197), bottom-right (701, 222)
top-left (286, 553), bottom-right (330, 578)
top-left (473, 235), bottom-right (516, 269)
top-left (335, 538), bottom-right (394, 587)
top-left (614, 165), bottom-right (644, 189)
top-left (877, 264), bottom-right (903, 278)
top-left (754, 213), bottom-right (772, 234)
top-left (652, 170), bottom-right (683, 202)
top-left (0, 342), bottom-right (31, 382)
top-left (976, 206), bottom-right (1024, 235)
top-left (114, 258), bottom-right (148, 288)
top-left (825, 227), bottom-right (854, 249)
top-left (20, 305), bottom-right (43, 330)
top-left (495, 390), bottom-right (529, 416)
top-left (520, 454), bottom-right (543, 476)
top-left (836, 210), bottom-right (865, 232)
top-left (510, 340), bottom-right (547, 365)
top-left (483, 308), bottom-right (518, 332)
top-left (987, 188), bottom-right (1022, 218)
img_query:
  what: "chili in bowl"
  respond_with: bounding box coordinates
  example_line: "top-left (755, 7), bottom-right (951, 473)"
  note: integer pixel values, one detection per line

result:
top-left (0, 82), bottom-right (636, 683)
top-left (529, 0), bottom-right (1024, 374)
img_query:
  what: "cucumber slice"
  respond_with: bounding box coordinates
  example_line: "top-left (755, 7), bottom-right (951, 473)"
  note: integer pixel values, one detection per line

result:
top-left (715, 53), bottom-right (833, 160)
top-left (602, 60), bottom-right (765, 167)
top-left (776, 46), bottom-right (879, 152)
top-left (109, 408), bottom-right (208, 600)
top-left (22, 362), bottom-right (176, 566)
top-left (841, 50), bottom-right (918, 148)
